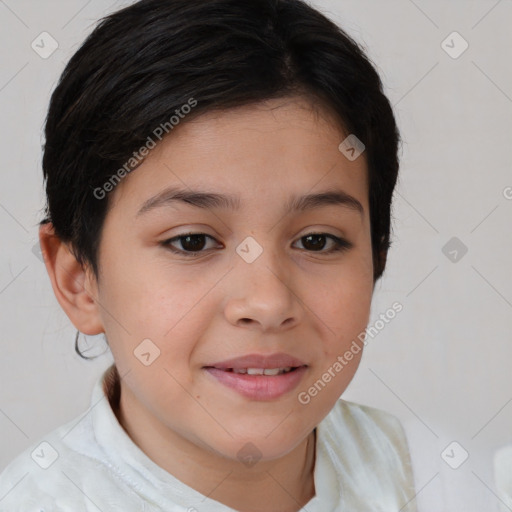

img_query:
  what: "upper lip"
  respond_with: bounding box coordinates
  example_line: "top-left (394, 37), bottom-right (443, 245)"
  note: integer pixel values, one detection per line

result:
top-left (204, 352), bottom-right (307, 370)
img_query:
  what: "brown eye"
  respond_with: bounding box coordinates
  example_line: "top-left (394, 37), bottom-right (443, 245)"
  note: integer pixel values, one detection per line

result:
top-left (301, 234), bottom-right (328, 251)
top-left (178, 234), bottom-right (208, 251)
top-left (294, 233), bottom-right (353, 254)
top-left (161, 232), bottom-right (353, 257)
top-left (161, 233), bottom-right (218, 256)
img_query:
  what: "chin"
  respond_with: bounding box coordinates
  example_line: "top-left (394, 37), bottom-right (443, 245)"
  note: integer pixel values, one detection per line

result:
top-left (206, 426), bottom-right (310, 463)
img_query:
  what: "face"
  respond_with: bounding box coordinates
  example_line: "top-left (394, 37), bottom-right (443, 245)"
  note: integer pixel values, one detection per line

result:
top-left (89, 96), bottom-right (374, 463)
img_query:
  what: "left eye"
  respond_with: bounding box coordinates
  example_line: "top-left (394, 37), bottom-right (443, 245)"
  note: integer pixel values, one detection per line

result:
top-left (294, 233), bottom-right (352, 253)
top-left (160, 232), bottom-right (352, 256)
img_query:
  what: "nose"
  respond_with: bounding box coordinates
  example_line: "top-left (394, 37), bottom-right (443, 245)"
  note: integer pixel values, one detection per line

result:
top-left (223, 247), bottom-right (303, 333)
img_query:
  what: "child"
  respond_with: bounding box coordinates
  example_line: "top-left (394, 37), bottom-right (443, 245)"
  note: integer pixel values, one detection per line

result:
top-left (0, 0), bottom-right (418, 510)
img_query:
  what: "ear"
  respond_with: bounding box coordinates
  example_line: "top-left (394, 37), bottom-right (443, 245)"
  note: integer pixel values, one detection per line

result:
top-left (39, 222), bottom-right (104, 335)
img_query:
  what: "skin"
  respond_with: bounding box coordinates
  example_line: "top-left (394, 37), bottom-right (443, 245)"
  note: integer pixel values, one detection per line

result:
top-left (40, 95), bottom-right (378, 512)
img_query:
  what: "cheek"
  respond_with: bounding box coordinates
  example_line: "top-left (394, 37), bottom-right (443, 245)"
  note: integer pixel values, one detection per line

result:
top-left (98, 265), bottom-right (214, 379)
top-left (310, 269), bottom-right (373, 366)
top-left (99, 252), bottom-right (194, 330)
top-left (315, 268), bottom-right (372, 329)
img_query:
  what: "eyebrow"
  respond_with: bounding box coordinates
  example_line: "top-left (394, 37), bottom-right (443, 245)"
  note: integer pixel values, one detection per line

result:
top-left (136, 186), bottom-right (364, 218)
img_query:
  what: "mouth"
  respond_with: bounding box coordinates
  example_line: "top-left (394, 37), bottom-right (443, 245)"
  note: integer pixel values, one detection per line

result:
top-left (204, 352), bottom-right (307, 372)
top-left (203, 355), bottom-right (308, 400)
top-left (205, 366), bottom-right (302, 375)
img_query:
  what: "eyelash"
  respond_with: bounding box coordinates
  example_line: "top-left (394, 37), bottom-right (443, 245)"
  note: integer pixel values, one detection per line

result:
top-left (160, 232), bottom-right (353, 257)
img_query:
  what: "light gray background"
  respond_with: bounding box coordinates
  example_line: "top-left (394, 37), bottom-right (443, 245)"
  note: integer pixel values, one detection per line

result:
top-left (0, 1), bottom-right (511, 511)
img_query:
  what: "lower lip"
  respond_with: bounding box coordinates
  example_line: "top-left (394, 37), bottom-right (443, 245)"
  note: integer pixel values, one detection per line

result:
top-left (204, 366), bottom-right (308, 400)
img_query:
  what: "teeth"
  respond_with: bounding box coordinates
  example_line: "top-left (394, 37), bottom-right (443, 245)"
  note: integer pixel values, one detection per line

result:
top-left (247, 368), bottom-right (265, 375)
top-left (231, 367), bottom-right (294, 375)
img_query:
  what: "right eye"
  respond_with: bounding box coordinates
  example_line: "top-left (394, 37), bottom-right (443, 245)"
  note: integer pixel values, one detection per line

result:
top-left (160, 233), bottom-right (220, 257)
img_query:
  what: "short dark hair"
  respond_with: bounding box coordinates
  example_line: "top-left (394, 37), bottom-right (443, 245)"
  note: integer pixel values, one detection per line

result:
top-left (40, 0), bottom-right (400, 286)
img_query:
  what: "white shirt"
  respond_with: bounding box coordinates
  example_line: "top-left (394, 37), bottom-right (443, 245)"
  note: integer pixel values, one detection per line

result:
top-left (0, 365), bottom-right (418, 511)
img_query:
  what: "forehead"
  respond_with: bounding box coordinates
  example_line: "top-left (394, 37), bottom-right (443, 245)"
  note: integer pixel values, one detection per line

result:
top-left (108, 96), bottom-right (369, 216)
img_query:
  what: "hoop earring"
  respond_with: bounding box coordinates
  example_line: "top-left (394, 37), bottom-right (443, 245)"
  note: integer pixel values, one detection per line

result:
top-left (74, 330), bottom-right (109, 360)
top-left (74, 330), bottom-right (82, 357)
